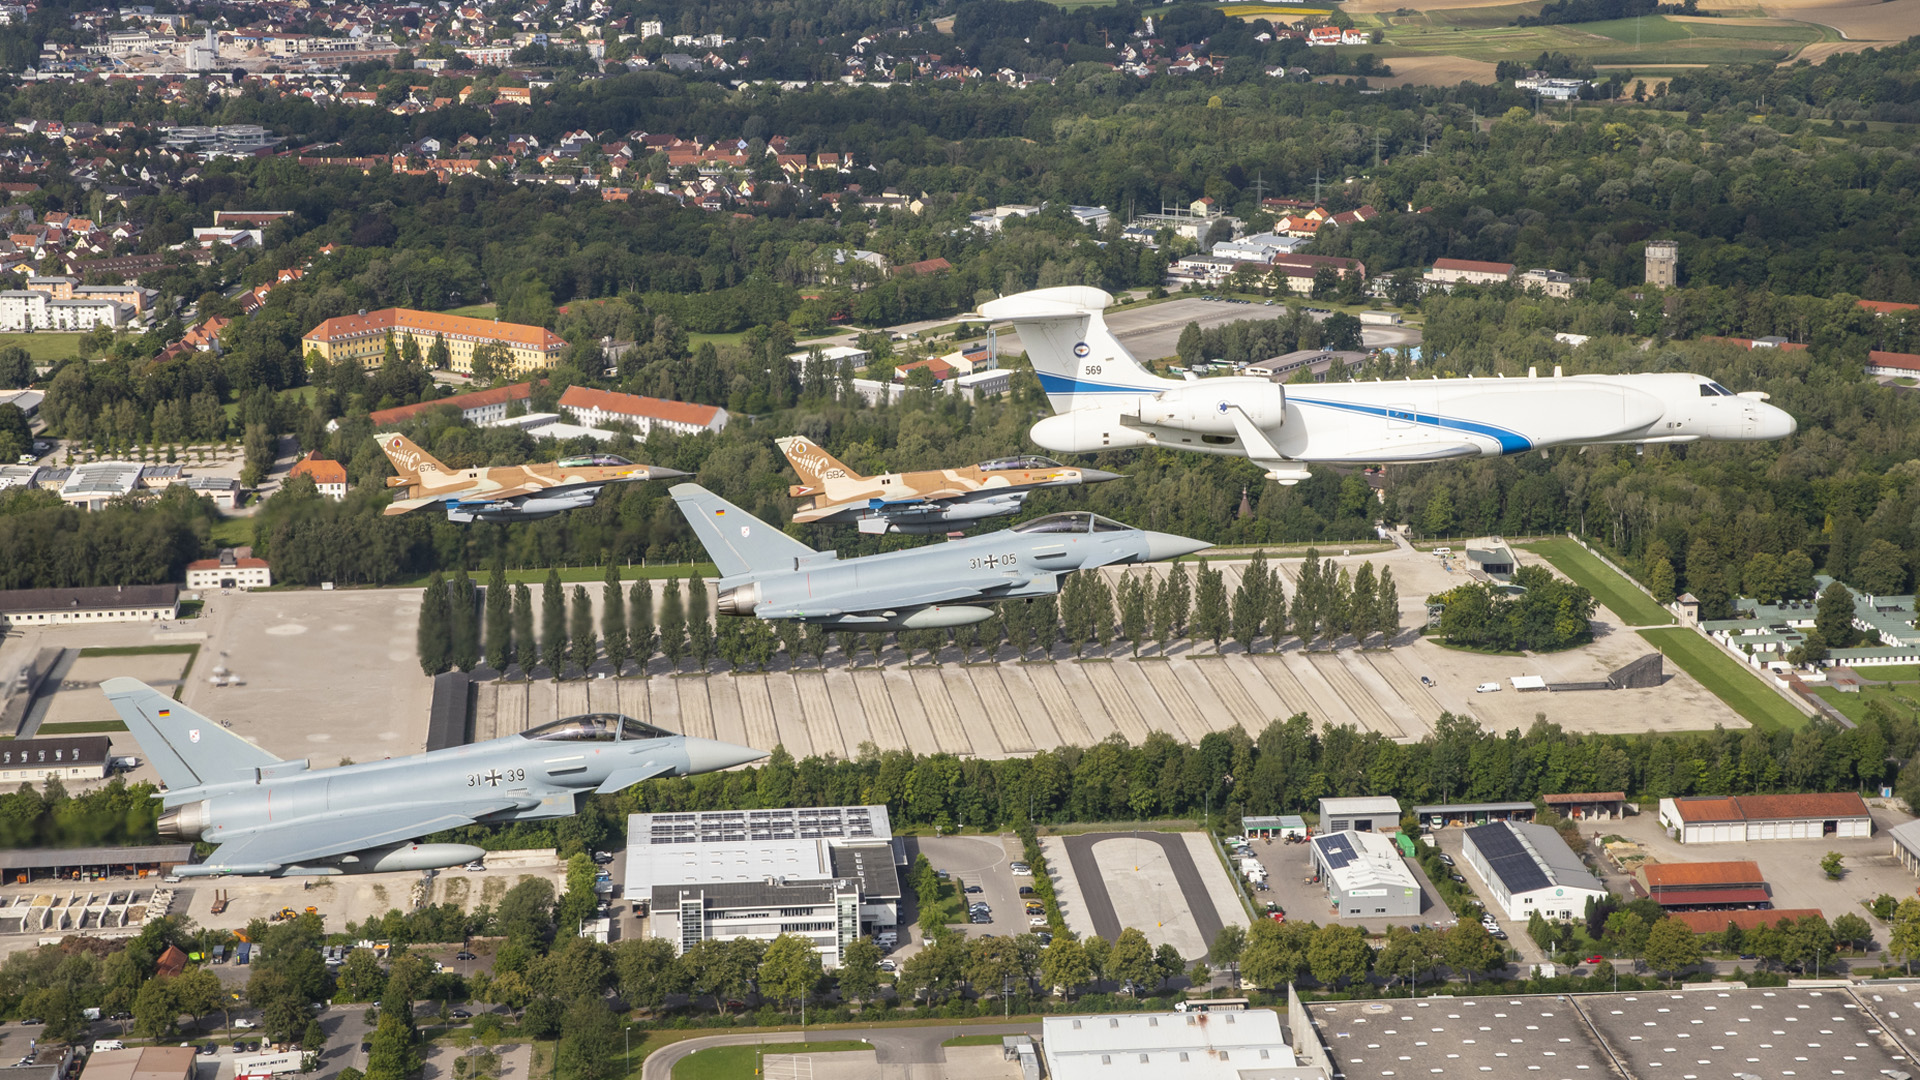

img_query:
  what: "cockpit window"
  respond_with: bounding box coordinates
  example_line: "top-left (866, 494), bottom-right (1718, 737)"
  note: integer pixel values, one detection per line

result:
top-left (523, 713), bottom-right (669, 741)
top-left (1011, 512), bottom-right (1132, 535)
top-left (1698, 382), bottom-right (1735, 397)
top-left (978, 456), bottom-right (1064, 471)
top-left (558, 454), bottom-right (633, 467)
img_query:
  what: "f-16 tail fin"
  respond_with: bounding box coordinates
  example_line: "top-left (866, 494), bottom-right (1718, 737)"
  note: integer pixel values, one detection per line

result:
top-left (668, 484), bottom-right (816, 579)
top-left (100, 677), bottom-right (280, 790)
top-left (977, 286), bottom-right (1174, 413)
top-left (775, 436), bottom-right (862, 497)
top-left (378, 433), bottom-right (449, 487)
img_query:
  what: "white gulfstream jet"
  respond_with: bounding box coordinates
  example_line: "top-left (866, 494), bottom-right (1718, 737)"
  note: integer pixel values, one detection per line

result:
top-left (971, 287), bottom-right (1796, 484)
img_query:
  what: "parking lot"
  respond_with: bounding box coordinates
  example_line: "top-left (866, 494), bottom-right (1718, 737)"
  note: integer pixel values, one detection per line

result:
top-left (1312, 986), bottom-right (1920, 1080)
top-left (1240, 832), bottom-right (1456, 937)
top-left (1590, 802), bottom-right (1920, 937)
top-left (909, 834), bottom-right (1032, 946)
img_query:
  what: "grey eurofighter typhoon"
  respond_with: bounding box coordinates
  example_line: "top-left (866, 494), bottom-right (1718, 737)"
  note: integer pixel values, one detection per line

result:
top-left (669, 482), bottom-right (1211, 631)
top-left (101, 678), bottom-right (766, 878)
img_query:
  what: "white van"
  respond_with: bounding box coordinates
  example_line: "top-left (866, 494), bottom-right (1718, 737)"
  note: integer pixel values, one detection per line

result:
top-left (93, 1042), bottom-right (124, 1053)
top-left (874, 931), bottom-right (898, 947)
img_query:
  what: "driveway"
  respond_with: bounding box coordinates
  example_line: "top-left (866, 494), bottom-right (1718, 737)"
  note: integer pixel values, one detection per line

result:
top-left (640, 1023), bottom-right (1042, 1080)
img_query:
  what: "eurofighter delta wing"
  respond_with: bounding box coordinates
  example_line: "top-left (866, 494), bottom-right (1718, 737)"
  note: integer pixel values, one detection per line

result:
top-left (776, 435), bottom-right (1121, 534)
top-left (669, 482), bottom-right (1209, 631)
top-left (101, 678), bottom-right (764, 878)
top-left (972, 286), bottom-right (1797, 485)
top-left (379, 434), bottom-right (686, 522)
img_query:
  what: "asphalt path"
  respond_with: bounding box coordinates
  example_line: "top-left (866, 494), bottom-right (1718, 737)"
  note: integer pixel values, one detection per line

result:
top-left (1060, 833), bottom-right (1224, 962)
top-left (640, 1022), bottom-right (1042, 1080)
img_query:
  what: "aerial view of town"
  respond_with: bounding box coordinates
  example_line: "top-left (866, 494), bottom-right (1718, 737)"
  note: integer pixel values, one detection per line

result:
top-left (0, 0), bottom-right (1918, 1077)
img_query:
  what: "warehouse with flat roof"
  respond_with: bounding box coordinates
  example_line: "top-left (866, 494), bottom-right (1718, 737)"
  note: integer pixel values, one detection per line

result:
top-left (1657, 792), bottom-right (1872, 843)
top-left (1318, 796), bottom-right (1399, 833)
top-left (626, 806), bottom-right (904, 968)
top-left (1461, 820), bottom-right (1607, 922)
top-left (1041, 1010), bottom-right (1318, 1080)
top-left (1310, 830), bottom-right (1421, 919)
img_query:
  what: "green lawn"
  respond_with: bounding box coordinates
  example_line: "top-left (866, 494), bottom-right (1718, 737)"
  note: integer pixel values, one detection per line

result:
top-left (1517, 538), bottom-right (1673, 626)
top-left (1854, 664), bottom-right (1920, 683)
top-left (78, 645), bottom-right (201, 658)
top-left (1815, 683), bottom-right (1920, 726)
top-left (38, 721), bottom-right (128, 734)
top-left (442, 303), bottom-right (498, 320)
top-left (208, 518), bottom-right (255, 547)
top-left (688, 330), bottom-right (752, 350)
top-left (673, 1043), bottom-right (871, 1080)
top-left (1638, 628), bottom-right (1811, 732)
top-left (0, 332), bottom-right (83, 363)
top-left (943, 1034), bottom-right (1012, 1047)
top-left (921, 878), bottom-right (967, 925)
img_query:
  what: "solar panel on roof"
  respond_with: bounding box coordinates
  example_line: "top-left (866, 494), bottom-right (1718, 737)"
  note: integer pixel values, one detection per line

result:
top-left (1320, 833), bottom-right (1357, 870)
top-left (1471, 824), bottom-right (1550, 895)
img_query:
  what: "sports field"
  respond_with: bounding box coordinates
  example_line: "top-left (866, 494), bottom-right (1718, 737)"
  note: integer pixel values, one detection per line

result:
top-left (1638, 627), bottom-right (1810, 732)
top-left (1517, 538), bottom-right (1673, 627)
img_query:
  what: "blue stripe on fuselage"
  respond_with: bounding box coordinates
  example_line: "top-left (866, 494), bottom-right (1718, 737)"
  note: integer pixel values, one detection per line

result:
top-left (1288, 397), bottom-right (1533, 454)
top-left (1031, 372), bottom-right (1534, 455)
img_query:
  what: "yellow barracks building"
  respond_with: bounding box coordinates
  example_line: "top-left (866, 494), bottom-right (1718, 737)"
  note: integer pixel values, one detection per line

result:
top-left (301, 308), bottom-right (568, 375)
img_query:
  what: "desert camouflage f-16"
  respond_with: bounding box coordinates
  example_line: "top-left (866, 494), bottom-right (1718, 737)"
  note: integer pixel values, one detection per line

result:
top-left (379, 435), bottom-right (685, 522)
top-left (777, 435), bottom-right (1120, 534)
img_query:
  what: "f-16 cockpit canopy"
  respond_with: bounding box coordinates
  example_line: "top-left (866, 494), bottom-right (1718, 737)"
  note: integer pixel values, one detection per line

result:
top-left (557, 454), bottom-right (634, 467)
top-left (977, 455), bottom-right (1064, 472)
top-left (522, 713), bottom-right (670, 742)
top-left (1012, 511), bottom-right (1132, 535)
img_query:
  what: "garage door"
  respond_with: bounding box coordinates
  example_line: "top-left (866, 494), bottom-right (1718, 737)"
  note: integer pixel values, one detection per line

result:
top-left (1714, 824), bottom-right (1737, 843)
top-left (1756, 823), bottom-right (1775, 840)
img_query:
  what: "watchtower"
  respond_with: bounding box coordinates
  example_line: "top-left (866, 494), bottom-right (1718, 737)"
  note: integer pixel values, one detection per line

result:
top-left (1645, 240), bottom-right (1679, 288)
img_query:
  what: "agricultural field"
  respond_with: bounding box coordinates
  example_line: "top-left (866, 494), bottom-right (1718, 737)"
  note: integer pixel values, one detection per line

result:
top-left (1375, 8), bottom-right (1829, 66)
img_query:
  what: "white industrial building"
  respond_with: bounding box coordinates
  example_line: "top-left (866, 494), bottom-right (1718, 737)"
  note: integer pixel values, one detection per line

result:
top-left (784, 344), bottom-right (870, 369)
top-left (58, 461), bottom-right (144, 509)
top-left (185, 548), bottom-right (271, 590)
top-left (1318, 796), bottom-right (1400, 833)
top-left (1460, 820), bottom-right (1608, 922)
top-left (1310, 830), bottom-right (1421, 919)
top-left (627, 806), bottom-right (903, 968)
top-left (1657, 793), bottom-right (1872, 844)
top-left (1042, 1010), bottom-right (1318, 1080)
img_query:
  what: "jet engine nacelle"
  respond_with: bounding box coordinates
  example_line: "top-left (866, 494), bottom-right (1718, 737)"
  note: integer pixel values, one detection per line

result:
top-left (1130, 379), bottom-right (1286, 436)
top-left (157, 800), bottom-right (211, 840)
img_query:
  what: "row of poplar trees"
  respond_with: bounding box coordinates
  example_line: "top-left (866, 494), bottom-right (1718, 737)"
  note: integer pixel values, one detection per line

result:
top-left (416, 562), bottom-right (708, 677)
top-left (414, 548), bottom-right (1405, 678)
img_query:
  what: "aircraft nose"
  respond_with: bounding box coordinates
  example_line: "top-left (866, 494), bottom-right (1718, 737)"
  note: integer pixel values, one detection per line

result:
top-left (1077, 468), bottom-right (1125, 484)
top-left (1760, 404), bottom-right (1797, 439)
top-left (681, 737), bottom-right (768, 776)
top-left (1140, 531), bottom-right (1211, 562)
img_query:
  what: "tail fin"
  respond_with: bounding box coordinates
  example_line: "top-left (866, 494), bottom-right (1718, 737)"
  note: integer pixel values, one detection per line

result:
top-left (978, 286), bottom-right (1175, 413)
top-left (776, 436), bottom-right (862, 497)
top-left (669, 483), bottom-right (816, 578)
top-left (378, 434), bottom-right (449, 488)
top-left (101, 677), bottom-right (280, 790)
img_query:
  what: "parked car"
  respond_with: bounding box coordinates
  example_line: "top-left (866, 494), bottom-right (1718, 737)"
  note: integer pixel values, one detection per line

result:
top-left (234, 1019), bottom-right (256, 1029)
top-left (450, 1009), bottom-right (471, 1020)
top-left (1030, 916), bottom-right (1048, 928)
top-left (1018, 886), bottom-right (1035, 896)
top-left (1490, 930), bottom-right (1508, 940)
top-left (1583, 955), bottom-right (1604, 965)
top-left (199, 1045), bottom-right (217, 1057)
top-left (1475, 682), bottom-right (1501, 693)
top-left (1449, 873), bottom-right (1466, 883)
top-left (455, 951), bottom-right (477, 961)
top-left (878, 959), bottom-right (897, 972)
top-left (1437, 853), bottom-right (1455, 867)
top-left (464, 861), bottom-right (486, 871)
top-left (1419, 676), bottom-right (1435, 687)
top-left (964, 885), bottom-right (983, 894)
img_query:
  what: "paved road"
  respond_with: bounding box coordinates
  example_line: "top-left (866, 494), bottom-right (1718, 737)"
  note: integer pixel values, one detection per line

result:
top-left (640, 1023), bottom-right (1041, 1080)
top-left (1060, 832), bottom-right (1224, 962)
